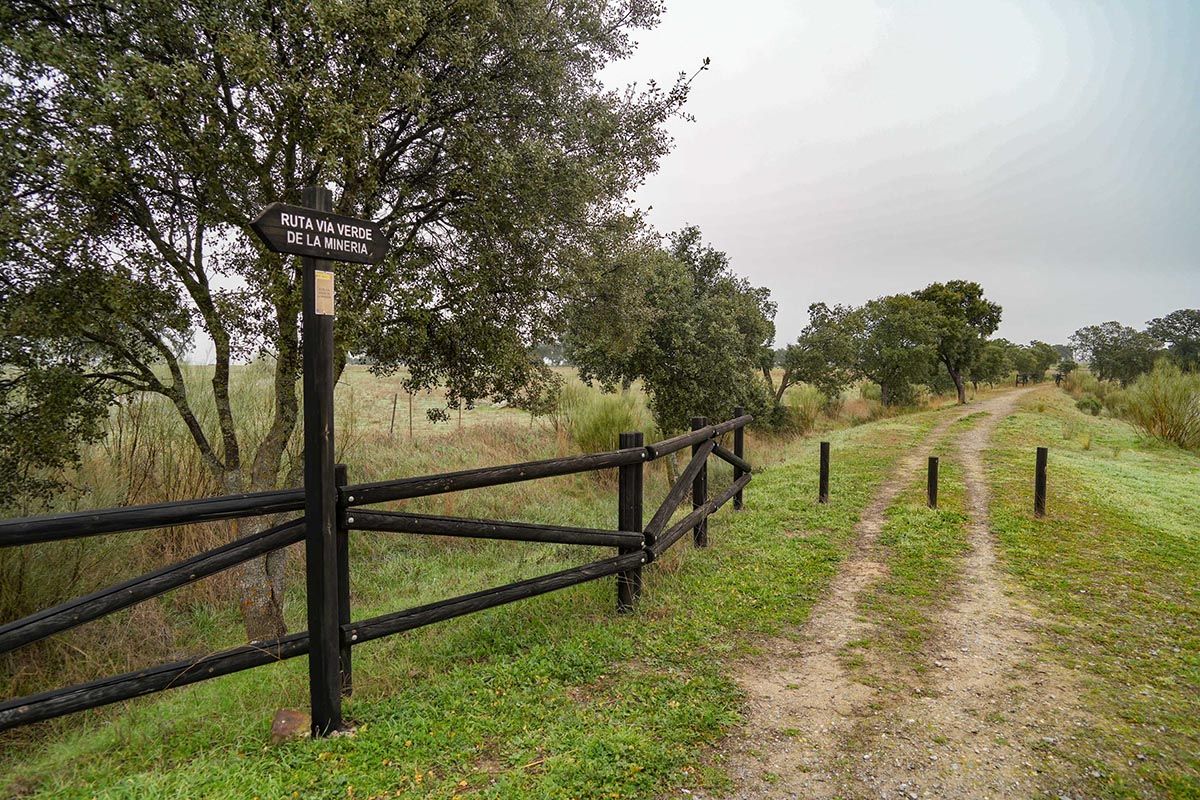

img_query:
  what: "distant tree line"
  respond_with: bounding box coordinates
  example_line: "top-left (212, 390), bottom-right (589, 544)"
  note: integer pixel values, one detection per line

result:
top-left (765, 281), bottom-right (1017, 416)
top-left (1069, 309), bottom-right (1200, 385)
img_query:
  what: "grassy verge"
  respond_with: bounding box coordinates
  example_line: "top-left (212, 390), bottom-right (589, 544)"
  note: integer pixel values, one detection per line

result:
top-left (986, 387), bottom-right (1200, 798)
top-left (0, 409), bottom-right (952, 799)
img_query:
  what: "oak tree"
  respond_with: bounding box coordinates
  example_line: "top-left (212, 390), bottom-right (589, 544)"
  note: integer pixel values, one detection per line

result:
top-left (912, 281), bottom-right (1002, 404)
top-left (852, 295), bottom-right (939, 407)
top-left (1, 0), bottom-right (696, 638)
top-left (768, 302), bottom-right (858, 411)
top-left (1147, 309), bottom-right (1200, 372)
top-left (1070, 322), bottom-right (1162, 385)
top-left (566, 226), bottom-right (775, 434)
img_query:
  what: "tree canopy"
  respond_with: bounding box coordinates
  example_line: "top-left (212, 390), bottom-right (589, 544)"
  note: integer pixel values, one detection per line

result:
top-left (851, 294), bottom-right (939, 406)
top-left (566, 226), bottom-right (775, 433)
top-left (1070, 322), bottom-right (1162, 385)
top-left (0, 0), bottom-right (697, 638)
top-left (911, 280), bottom-right (1001, 403)
top-left (968, 339), bottom-right (1012, 387)
top-left (1147, 309), bottom-right (1200, 372)
top-left (768, 303), bottom-right (858, 411)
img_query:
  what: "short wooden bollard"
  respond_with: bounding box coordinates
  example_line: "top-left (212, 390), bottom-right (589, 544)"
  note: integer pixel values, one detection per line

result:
top-left (1034, 446), bottom-right (1048, 517)
top-left (927, 456), bottom-right (939, 509)
top-left (692, 417), bottom-right (709, 547)
top-left (733, 405), bottom-right (746, 510)
top-left (616, 431), bottom-right (644, 613)
top-left (818, 441), bottom-right (830, 504)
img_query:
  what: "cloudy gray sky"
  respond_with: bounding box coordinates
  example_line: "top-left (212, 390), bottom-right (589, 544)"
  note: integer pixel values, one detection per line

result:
top-left (603, 0), bottom-right (1200, 346)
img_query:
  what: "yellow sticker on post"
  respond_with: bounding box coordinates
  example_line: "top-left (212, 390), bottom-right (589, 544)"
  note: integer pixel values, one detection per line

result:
top-left (314, 270), bottom-right (335, 316)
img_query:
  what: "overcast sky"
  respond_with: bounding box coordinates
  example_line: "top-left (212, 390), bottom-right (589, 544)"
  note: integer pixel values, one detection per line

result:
top-left (603, 0), bottom-right (1200, 346)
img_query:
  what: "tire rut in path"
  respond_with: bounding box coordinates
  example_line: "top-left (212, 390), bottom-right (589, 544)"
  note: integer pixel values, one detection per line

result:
top-left (715, 389), bottom-right (1083, 800)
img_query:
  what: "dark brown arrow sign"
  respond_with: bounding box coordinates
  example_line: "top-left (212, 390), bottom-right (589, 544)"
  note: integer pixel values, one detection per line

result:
top-left (250, 202), bottom-right (389, 265)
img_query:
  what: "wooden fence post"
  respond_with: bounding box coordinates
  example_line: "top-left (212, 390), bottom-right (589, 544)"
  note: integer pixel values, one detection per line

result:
top-left (335, 463), bottom-right (352, 697)
top-left (617, 431), bottom-right (644, 613)
top-left (818, 441), bottom-right (830, 504)
top-left (692, 417), bottom-right (708, 547)
top-left (927, 456), bottom-right (939, 509)
top-left (733, 406), bottom-right (746, 510)
top-left (301, 184), bottom-right (342, 736)
top-left (1034, 447), bottom-right (1048, 517)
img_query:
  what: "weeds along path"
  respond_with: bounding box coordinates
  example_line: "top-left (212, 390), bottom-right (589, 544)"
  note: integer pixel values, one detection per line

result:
top-left (718, 388), bottom-right (1061, 800)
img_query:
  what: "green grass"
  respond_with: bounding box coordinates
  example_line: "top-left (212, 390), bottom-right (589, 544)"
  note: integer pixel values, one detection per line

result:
top-left (986, 388), bottom-right (1200, 798)
top-left (859, 460), bottom-right (970, 673)
top-left (0, 407), bottom-right (950, 798)
top-left (14, 380), bottom-right (1195, 798)
top-left (841, 413), bottom-right (975, 709)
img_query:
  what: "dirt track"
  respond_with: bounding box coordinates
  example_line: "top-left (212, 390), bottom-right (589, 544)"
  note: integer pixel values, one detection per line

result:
top-left (717, 389), bottom-right (1088, 799)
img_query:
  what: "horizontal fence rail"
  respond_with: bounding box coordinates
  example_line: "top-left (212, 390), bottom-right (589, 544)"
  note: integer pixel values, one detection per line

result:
top-left (0, 552), bottom-right (646, 732)
top-left (341, 447), bottom-right (649, 507)
top-left (0, 489), bottom-right (305, 548)
top-left (0, 412), bottom-right (753, 734)
top-left (0, 633), bottom-right (309, 731)
top-left (343, 552), bottom-right (646, 646)
top-left (346, 510), bottom-right (644, 548)
top-left (0, 519), bottom-right (304, 655)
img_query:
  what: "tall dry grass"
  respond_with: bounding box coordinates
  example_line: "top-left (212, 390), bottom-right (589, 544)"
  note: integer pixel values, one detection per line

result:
top-left (548, 381), bottom-right (658, 454)
top-left (0, 366), bottom-right (675, 698)
top-left (785, 385), bottom-right (825, 433)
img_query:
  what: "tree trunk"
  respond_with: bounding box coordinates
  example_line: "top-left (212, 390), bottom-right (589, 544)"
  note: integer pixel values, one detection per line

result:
top-left (236, 546), bottom-right (289, 642)
top-left (221, 466), bottom-right (291, 642)
top-left (950, 367), bottom-right (967, 404)
top-left (665, 450), bottom-right (680, 484)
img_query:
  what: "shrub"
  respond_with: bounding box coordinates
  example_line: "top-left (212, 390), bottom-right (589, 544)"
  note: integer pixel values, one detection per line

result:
top-left (1121, 361), bottom-right (1200, 450)
top-left (1102, 388), bottom-right (1128, 418)
top-left (1075, 393), bottom-right (1102, 416)
top-left (1064, 370), bottom-right (1125, 406)
top-left (554, 383), bottom-right (656, 453)
top-left (785, 384), bottom-right (825, 434)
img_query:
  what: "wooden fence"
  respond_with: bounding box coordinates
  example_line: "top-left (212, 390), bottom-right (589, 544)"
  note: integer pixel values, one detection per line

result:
top-left (0, 411), bottom-right (752, 734)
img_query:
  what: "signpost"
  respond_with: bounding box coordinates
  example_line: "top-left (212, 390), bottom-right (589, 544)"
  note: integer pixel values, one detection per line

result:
top-left (251, 201), bottom-right (389, 265)
top-left (251, 188), bottom-right (388, 736)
